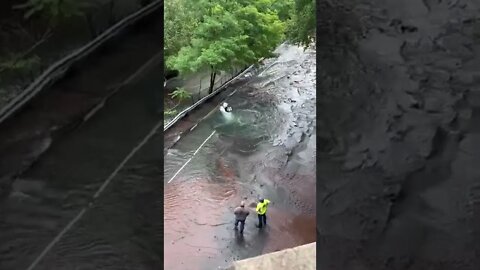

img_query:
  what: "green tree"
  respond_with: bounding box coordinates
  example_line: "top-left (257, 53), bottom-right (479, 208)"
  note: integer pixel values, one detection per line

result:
top-left (235, 4), bottom-right (285, 59)
top-left (164, 0), bottom-right (199, 59)
top-left (167, 0), bottom-right (285, 93)
top-left (262, 0), bottom-right (294, 22)
top-left (286, 0), bottom-right (315, 47)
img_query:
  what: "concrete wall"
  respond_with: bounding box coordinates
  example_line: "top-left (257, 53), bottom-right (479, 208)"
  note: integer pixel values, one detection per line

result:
top-left (227, 242), bottom-right (316, 270)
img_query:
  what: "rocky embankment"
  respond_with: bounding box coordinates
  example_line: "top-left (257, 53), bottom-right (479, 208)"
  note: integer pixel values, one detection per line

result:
top-left (317, 0), bottom-right (480, 269)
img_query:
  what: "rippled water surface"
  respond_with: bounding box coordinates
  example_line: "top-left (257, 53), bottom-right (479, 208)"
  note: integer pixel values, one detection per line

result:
top-left (164, 44), bottom-right (317, 270)
top-left (0, 49), bottom-right (165, 269)
top-left (0, 43), bottom-right (315, 270)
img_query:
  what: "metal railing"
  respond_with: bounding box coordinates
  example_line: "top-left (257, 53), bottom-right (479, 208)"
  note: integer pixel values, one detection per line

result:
top-left (164, 65), bottom-right (255, 131)
top-left (188, 67), bottom-right (244, 106)
top-left (0, 0), bottom-right (162, 125)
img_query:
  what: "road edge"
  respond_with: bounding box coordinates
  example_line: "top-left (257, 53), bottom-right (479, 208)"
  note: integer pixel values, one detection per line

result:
top-left (164, 60), bottom-right (262, 132)
top-left (0, 0), bottom-right (162, 125)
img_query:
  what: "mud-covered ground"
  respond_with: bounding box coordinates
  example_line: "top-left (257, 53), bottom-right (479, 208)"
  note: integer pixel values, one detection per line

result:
top-left (317, 0), bottom-right (480, 269)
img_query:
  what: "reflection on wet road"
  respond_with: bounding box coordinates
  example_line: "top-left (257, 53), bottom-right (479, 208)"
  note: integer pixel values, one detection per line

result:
top-left (164, 44), bottom-right (317, 270)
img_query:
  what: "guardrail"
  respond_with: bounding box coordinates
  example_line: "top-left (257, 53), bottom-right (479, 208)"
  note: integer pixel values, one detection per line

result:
top-left (0, 0), bottom-right (162, 125)
top-left (163, 63), bottom-right (257, 132)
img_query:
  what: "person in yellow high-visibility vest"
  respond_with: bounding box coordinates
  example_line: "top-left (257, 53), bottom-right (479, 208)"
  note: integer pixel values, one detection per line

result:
top-left (255, 198), bottom-right (271, 228)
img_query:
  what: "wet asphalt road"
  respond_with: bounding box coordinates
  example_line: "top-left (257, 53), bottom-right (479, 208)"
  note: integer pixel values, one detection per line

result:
top-left (0, 60), bottom-right (164, 269)
top-left (164, 44), bottom-right (316, 270)
top-left (0, 42), bottom-right (315, 269)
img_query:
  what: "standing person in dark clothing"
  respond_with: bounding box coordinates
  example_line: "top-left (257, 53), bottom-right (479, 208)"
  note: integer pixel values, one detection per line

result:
top-left (234, 201), bottom-right (249, 234)
top-left (256, 198), bottom-right (271, 228)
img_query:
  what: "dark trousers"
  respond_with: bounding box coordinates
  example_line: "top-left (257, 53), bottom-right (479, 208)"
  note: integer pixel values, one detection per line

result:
top-left (257, 214), bottom-right (267, 228)
top-left (235, 219), bottom-right (245, 233)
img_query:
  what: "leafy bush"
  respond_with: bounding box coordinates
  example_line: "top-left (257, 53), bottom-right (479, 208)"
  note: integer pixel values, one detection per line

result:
top-left (169, 87), bottom-right (192, 101)
top-left (164, 109), bottom-right (177, 117)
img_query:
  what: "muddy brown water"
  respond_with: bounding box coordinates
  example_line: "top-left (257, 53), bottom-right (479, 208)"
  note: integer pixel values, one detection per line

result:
top-left (164, 44), bottom-right (316, 270)
top-left (0, 42), bottom-right (315, 269)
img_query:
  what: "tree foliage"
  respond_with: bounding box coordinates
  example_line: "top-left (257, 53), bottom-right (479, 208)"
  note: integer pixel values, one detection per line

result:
top-left (286, 0), bottom-right (315, 47)
top-left (164, 0), bottom-right (199, 59)
top-left (269, 0), bottom-right (294, 22)
top-left (166, 0), bottom-right (285, 93)
top-left (164, 0), bottom-right (315, 94)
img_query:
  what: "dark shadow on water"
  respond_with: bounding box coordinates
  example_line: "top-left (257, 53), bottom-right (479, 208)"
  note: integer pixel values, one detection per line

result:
top-left (234, 231), bottom-right (245, 247)
top-left (255, 227), bottom-right (269, 244)
top-left (226, 224), bottom-right (271, 265)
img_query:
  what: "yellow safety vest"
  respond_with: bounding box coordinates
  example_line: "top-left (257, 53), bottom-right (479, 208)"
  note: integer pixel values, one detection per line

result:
top-left (256, 199), bottom-right (271, 215)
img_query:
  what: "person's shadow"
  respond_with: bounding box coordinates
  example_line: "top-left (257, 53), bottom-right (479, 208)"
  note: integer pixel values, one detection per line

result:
top-left (234, 230), bottom-right (245, 246)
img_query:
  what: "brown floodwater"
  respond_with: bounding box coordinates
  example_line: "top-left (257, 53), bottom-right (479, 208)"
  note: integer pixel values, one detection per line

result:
top-left (164, 44), bottom-right (317, 269)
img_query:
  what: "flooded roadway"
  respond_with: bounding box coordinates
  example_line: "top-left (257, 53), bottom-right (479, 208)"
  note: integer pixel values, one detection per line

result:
top-left (0, 12), bottom-right (164, 267)
top-left (164, 44), bottom-right (317, 270)
top-left (0, 42), bottom-right (315, 269)
top-left (0, 62), bottom-right (165, 270)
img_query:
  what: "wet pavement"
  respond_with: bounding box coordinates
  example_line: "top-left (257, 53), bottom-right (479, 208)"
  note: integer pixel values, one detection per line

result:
top-left (0, 15), bottom-right (164, 269)
top-left (0, 64), bottom-right (164, 270)
top-left (164, 44), bottom-right (316, 270)
top-left (0, 40), bottom-right (315, 269)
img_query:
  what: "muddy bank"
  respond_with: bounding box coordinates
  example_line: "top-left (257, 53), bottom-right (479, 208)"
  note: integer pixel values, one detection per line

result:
top-left (317, 0), bottom-right (480, 269)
